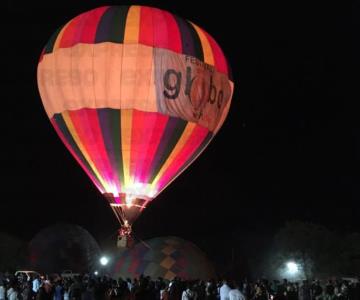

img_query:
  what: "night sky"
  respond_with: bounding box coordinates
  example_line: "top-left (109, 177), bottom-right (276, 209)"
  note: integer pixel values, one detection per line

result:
top-left (2, 0), bottom-right (356, 250)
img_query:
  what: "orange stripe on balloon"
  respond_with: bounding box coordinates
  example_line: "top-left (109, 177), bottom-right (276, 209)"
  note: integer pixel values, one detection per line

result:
top-left (151, 122), bottom-right (197, 187)
top-left (202, 29), bottom-right (228, 75)
top-left (190, 22), bottom-right (215, 66)
top-left (124, 5), bottom-right (141, 43)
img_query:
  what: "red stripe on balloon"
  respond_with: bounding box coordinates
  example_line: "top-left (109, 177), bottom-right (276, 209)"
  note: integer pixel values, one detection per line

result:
top-left (139, 6), bottom-right (154, 47)
top-left (68, 109), bottom-right (116, 193)
top-left (132, 112), bottom-right (159, 183)
top-left (129, 110), bottom-right (145, 182)
top-left (139, 113), bottom-right (169, 184)
top-left (152, 8), bottom-right (169, 50)
top-left (71, 13), bottom-right (88, 45)
top-left (50, 118), bottom-right (104, 192)
top-left (163, 10), bottom-right (182, 53)
top-left (58, 15), bottom-right (82, 48)
top-left (80, 6), bottom-right (110, 43)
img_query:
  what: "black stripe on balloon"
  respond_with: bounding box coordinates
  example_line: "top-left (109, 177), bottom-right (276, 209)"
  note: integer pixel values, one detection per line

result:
top-left (148, 117), bottom-right (187, 183)
top-left (173, 15), bottom-right (204, 62)
top-left (44, 25), bottom-right (65, 54)
top-left (95, 6), bottom-right (130, 43)
top-left (97, 108), bottom-right (125, 187)
top-left (53, 113), bottom-right (102, 189)
top-left (174, 131), bottom-right (213, 179)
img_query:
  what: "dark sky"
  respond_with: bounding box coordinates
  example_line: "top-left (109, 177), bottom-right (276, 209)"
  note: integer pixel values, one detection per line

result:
top-left (2, 0), bottom-right (356, 248)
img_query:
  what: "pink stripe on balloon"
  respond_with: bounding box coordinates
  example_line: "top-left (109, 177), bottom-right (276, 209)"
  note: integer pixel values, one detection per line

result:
top-left (152, 7), bottom-right (169, 50)
top-left (132, 112), bottom-right (158, 183)
top-left (162, 10), bottom-right (182, 53)
top-left (139, 6), bottom-right (154, 46)
top-left (139, 113), bottom-right (169, 183)
top-left (129, 110), bottom-right (145, 182)
top-left (68, 109), bottom-right (117, 193)
top-left (59, 14), bottom-right (82, 48)
top-left (71, 13), bottom-right (88, 45)
top-left (79, 6), bottom-right (109, 43)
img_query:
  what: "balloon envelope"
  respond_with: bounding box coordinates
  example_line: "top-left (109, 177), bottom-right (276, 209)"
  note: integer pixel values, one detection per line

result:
top-left (37, 6), bottom-right (233, 227)
top-left (111, 236), bottom-right (216, 280)
top-left (29, 223), bottom-right (101, 273)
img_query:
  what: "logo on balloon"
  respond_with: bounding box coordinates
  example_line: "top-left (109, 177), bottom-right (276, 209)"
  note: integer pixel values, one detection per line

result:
top-left (155, 49), bottom-right (231, 131)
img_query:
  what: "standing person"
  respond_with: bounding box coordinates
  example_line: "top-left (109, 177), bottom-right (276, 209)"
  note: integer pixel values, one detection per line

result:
top-left (182, 284), bottom-right (195, 300)
top-left (160, 281), bottom-right (169, 300)
top-left (310, 280), bottom-right (322, 300)
top-left (298, 281), bottom-right (311, 300)
top-left (206, 280), bottom-right (217, 300)
top-left (229, 283), bottom-right (245, 300)
top-left (286, 283), bottom-right (298, 300)
top-left (220, 280), bottom-right (231, 300)
top-left (69, 278), bottom-right (83, 300)
top-left (7, 282), bottom-right (18, 300)
top-left (32, 275), bottom-right (41, 299)
top-left (253, 283), bottom-right (267, 300)
top-left (0, 280), bottom-right (6, 300)
top-left (22, 282), bottom-right (32, 300)
top-left (54, 281), bottom-right (64, 300)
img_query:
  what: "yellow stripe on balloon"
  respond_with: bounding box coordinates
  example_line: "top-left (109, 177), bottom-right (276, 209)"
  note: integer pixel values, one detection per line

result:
top-left (124, 5), bottom-right (141, 43)
top-left (62, 111), bottom-right (108, 190)
top-left (190, 22), bottom-right (215, 66)
top-left (121, 109), bottom-right (133, 187)
top-left (151, 122), bottom-right (196, 188)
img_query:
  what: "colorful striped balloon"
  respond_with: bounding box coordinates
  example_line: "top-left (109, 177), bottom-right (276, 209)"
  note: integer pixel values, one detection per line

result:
top-left (111, 236), bottom-right (215, 280)
top-left (37, 6), bottom-right (234, 233)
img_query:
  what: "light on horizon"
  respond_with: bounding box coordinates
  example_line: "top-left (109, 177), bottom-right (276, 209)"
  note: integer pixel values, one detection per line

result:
top-left (100, 256), bottom-right (109, 266)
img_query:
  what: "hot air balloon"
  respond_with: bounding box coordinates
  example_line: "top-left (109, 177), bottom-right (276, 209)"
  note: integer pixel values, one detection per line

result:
top-left (37, 6), bottom-right (233, 245)
top-left (111, 236), bottom-right (216, 280)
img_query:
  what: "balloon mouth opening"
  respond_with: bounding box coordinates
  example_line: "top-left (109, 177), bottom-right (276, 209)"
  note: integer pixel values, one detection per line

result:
top-left (104, 182), bottom-right (157, 204)
top-left (104, 192), bottom-right (152, 208)
top-left (104, 193), bottom-right (151, 215)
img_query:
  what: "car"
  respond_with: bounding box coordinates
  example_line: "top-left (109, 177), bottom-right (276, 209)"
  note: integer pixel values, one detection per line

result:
top-left (15, 270), bottom-right (41, 281)
top-left (61, 270), bottom-right (80, 279)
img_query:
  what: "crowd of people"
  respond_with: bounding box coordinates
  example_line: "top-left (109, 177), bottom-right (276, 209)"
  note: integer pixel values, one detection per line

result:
top-left (0, 272), bottom-right (359, 300)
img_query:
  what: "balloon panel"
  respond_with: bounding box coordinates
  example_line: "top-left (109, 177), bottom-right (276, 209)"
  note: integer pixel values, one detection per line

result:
top-left (38, 44), bottom-right (232, 132)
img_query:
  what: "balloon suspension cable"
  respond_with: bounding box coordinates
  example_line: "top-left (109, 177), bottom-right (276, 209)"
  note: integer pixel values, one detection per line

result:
top-left (132, 233), bottom-right (152, 250)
